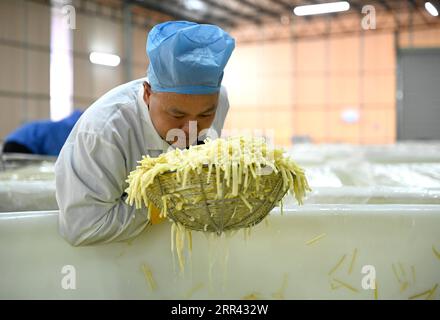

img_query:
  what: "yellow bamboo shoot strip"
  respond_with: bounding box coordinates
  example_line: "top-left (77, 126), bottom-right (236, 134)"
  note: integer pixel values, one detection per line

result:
top-left (400, 282), bottom-right (409, 293)
top-left (239, 193), bottom-right (253, 212)
top-left (171, 223), bottom-right (187, 274)
top-left (409, 289), bottom-right (431, 300)
top-left (426, 284), bottom-right (438, 300)
top-left (272, 274), bottom-right (288, 300)
top-left (330, 282), bottom-right (343, 290)
top-left (332, 278), bottom-right (359, 293)
top-left (264, 217), bottom-right (270, 227)
top-left (374, 281), bottom-right (378, 300)
top-left (329, 254), bottom-right (347, 276)
top-left (141, 264), bottom-right (157, 291)
top-left (187, 230), bottom-right (193, 254)
top-left (392, 263), bottom-right (402, 284)
top-left (433, 245), bottom-right (440, 260)
top-left (171, 223), bottom-right (176, 253)
top-left (408, 284), bottom-right (438, 300)
top-left (305, 233), bottom-right (327, 246)
top-left (147, 201), bottom-right (153, 221)
top-left (184, 283), bottom-right (204, 299)
top-left (348, 248), bottom-right (358, 275)
top-left (125, 136), bottom-right (311, 225)
top-left (242, 292), bottom-right (262, 300)
top-left (186, 229), bottom-right (193, 276)
top-left (170, 223), bottom-right (177, 275)
top-left (243, 227), bottom-right (252, 242)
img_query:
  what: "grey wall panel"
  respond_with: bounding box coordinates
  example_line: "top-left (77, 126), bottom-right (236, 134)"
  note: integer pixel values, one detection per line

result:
top-left (26, 50), bottom-right (50, 95)
top-left (0, 0), bottom-right (50, 141)
top-left (72, 12), bottom-right (124, 105)
top-left (73, 98), bottom-right (94, 110)
top-left (26, 1), bottom-right (50, 47)
top-left (131, 64), bottom-right (148, 80)
top-left (0, 45), bottom-right (25, 93)
top-left (26, 98), bottom-right (50, 121)
top-left (91, 64), bottom-right (123, 98)
top-left (73, 56), bottom-right (94, 102)
top-left (398, 49), bottom-right (440, 140)
top-left (132, 26), bottom-right (148, 66)
top-left (91, 17), bottom-right (123, 55)
top-left (73, 13), bottom-right (91, 53)
top-left (0, 0), bottom-right (26, 42)
top-left (1, 0), bottom-right (153, 141)
top-left (74, 14), bottom-right (123, 55)
top-left (0, 97), bottom-right (24, 141)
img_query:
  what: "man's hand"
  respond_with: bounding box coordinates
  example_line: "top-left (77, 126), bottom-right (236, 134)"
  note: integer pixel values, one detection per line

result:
top-left (150, 204), bottom-right (166, 225)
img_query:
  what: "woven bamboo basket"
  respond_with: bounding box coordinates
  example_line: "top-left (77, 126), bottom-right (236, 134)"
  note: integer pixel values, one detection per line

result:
top-left (144, 165), bottom-right (288, 234)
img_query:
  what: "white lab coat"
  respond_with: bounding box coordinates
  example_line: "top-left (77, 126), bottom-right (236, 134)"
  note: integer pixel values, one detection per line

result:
top-left (55, 78), bottom-right (230, 246)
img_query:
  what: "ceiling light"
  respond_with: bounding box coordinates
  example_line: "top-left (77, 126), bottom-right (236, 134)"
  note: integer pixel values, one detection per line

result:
top-left (294, 1), bottom-right (350, 16)
top-left (89, 52), bottom-right (120, 67)
top-left (425, 2), bottom-right (439, 16)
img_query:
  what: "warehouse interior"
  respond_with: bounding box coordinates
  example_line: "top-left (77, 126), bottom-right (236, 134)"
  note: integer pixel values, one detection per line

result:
top-left (1, 0), bottom-right (440, 300)
top-left (1, 0), bottom-right (440, 145)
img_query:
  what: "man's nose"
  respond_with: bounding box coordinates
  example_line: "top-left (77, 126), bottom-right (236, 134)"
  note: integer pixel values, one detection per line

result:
top-left (181, 120), bottom-right (197, 131)
top-left (181, 120), bottom-right (198, 139)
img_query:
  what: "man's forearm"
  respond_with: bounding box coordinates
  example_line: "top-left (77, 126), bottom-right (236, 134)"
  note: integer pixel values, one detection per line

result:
top-left (59, 198), bottom-right (149, 246)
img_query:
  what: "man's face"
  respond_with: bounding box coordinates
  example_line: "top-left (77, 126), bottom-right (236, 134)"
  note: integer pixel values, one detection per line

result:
top-left (143, 82), bottom-right (219, 148)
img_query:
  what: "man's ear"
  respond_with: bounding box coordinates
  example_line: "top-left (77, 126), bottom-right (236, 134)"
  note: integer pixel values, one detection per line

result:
top-left (143, 81), bottom-right (152, 105)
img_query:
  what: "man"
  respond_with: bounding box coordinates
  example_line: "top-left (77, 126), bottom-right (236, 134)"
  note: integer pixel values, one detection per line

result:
top-left (55, 21), bottom-right (235, 246)
top-left (2, 110), bottom-right (82, 156)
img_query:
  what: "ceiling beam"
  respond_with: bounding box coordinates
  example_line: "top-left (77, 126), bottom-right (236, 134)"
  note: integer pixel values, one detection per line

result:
top-left (165, 0), bottom-right (237, 27)
top-left (408, 0), bottom-right (437, 26)
top-left (234, 0), bottom-right (282, 19)
top-left (202, 0), bottom-right (262, 24)
top-left (128, 0), bottom-right (234, 28)
top-left (271, 0), bottom-right (294, 12)
top-left (378, 0), bottom-right (393, 12)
